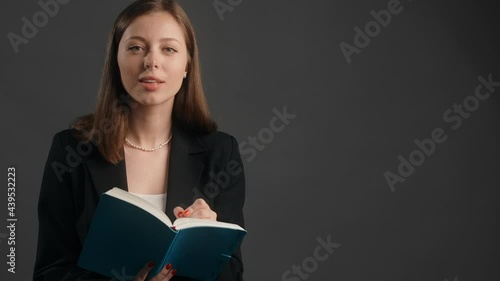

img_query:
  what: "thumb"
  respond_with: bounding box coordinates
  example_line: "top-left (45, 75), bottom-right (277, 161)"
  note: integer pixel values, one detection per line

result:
top-left (173, 206), bottom-right (185, 219)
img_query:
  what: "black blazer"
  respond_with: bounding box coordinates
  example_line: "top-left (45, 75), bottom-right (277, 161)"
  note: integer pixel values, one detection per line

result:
top-left (33, 126), bottom-right (245, 281)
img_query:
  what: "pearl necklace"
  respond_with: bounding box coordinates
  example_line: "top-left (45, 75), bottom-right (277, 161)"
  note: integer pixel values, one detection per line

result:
top-left (125, 135), bottom-right (172, 152)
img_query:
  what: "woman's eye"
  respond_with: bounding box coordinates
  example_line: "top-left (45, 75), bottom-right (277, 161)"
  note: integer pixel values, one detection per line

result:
top-left (128, 46), bottom-right (143, 52)
top-left (164, 47), bottom-right (177, 53)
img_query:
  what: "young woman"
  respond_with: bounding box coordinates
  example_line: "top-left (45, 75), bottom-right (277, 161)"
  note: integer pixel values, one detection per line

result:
top-left (33, 1), bottom-right (245, 280)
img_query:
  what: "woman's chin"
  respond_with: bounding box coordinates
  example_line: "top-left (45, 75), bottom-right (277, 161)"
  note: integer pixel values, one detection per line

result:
top-left (131, 95), bottom-right (176, 108)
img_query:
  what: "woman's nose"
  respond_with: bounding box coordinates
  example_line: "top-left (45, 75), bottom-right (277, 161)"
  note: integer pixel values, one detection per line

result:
top-left (144, 52), bottom-right (159, 70)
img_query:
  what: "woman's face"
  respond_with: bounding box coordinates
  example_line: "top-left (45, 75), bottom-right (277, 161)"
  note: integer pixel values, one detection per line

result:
top-left (117, 11), bottom-right (188, 107)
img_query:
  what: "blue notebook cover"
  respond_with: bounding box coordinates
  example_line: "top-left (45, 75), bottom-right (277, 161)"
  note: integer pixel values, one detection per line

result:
top-left (77, 188), bottom-right (246, 281)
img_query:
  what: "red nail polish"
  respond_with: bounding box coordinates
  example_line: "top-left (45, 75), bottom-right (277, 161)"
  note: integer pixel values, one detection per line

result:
top-left (183, 210), bottom-right (190, 216)
top-left (148, 262), bottom-right (154, 267)
top-left (165, 264), bottom-right (172, 270)
top-left (177, 212), bottom-right (183, 217)
top-left (172, 269), bottom-right (177, 275)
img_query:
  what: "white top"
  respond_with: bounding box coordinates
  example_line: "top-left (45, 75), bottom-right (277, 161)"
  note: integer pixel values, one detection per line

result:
top-left (128, 192), bottom-right (167, 213)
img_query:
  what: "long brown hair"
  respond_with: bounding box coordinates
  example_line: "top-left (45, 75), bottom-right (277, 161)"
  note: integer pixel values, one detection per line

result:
top-left (72, 0), bottom-right (217, 164)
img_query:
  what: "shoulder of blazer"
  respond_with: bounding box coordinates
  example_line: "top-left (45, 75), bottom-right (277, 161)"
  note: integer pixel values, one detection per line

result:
top-left (50, 128), bottom-right (104, 162)
top-left (198, 130), bottom-right (237, 154)
top-left (181, 127), bottom-right (240, 165)
top-left (52, 128), bottom-right (82, 146)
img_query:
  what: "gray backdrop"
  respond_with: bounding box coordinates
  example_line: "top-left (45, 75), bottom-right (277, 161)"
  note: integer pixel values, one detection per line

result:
top-left (1, 0), bottom-right (499, 280)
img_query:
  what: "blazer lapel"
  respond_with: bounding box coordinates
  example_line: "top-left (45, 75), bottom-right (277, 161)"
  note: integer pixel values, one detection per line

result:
top-left (78, 151), bottom-right (128, 242)
top-left (165, 126), bottom-right (207, 221)
top-left (83, 126), bottom-right (207, 222)
top-left (84, 155), bottom-right (128, 195)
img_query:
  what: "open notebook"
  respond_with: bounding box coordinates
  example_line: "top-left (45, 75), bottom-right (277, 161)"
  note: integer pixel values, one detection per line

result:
top-left (78, 187), bottom-right (247, 281)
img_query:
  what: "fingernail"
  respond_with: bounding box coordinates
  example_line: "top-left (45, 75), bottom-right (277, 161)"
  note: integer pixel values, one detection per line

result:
top-left (148, 262), bottom-right (154, 267)
top-left (172, 269), bottom-right (177, 275)
top-left (165, 264), bottom-right (172, 270)
top-left (177, 212), bottom-right (183, 217)
top-left (183, 210), bottom-right (190, 216)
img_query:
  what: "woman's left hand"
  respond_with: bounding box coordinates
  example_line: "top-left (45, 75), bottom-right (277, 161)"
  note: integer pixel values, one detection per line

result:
top-left (174, 198), bottom-right (217, 221)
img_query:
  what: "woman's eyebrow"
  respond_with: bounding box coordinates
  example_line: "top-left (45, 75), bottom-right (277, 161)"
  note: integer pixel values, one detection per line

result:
top-left (124, 35), bottom-right (180, 43)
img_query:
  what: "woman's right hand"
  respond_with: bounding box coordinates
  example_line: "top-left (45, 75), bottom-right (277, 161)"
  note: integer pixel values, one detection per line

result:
top-left (133, 262), bottom-right (176, 281)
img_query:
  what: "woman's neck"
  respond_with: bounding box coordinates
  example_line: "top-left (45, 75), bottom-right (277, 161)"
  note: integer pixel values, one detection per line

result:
top-left (127, 103), bottom-right (173, 148)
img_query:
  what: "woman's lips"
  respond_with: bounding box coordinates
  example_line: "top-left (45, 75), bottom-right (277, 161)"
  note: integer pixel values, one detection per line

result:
top-left (139, 76), bottom-right (165, 91)
top-left (140, 81), bottom-right (164, 91)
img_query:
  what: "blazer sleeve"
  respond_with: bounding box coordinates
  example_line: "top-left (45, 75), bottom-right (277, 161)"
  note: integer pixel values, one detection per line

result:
top-left (213, 135), bottom-right (246, 281)
top-left (33, 132), bottom-right (111, 281)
